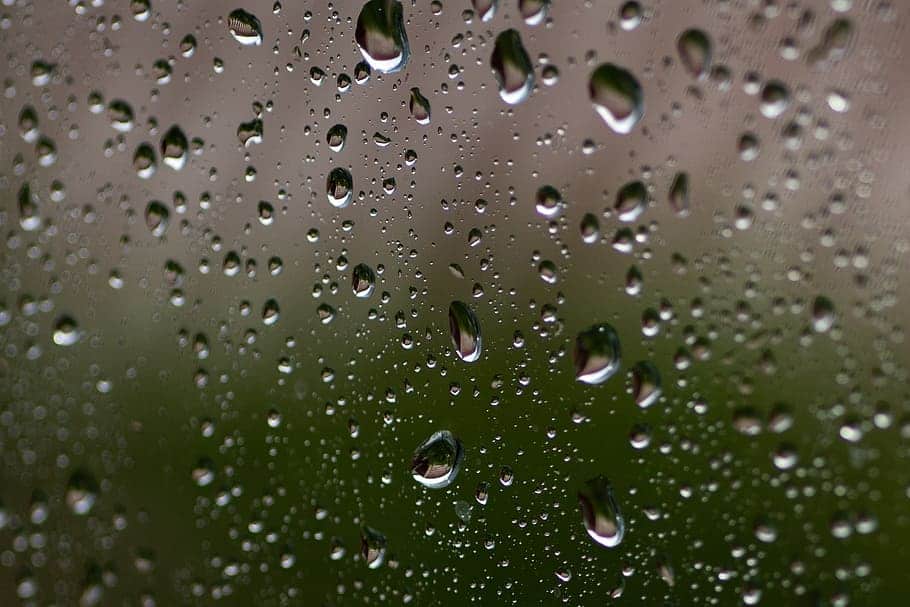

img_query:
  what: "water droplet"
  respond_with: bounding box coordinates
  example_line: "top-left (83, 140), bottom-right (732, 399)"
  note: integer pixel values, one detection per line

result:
top-left (17, 572), bottom-right (37, 599)
top-left (18, 184), bottom-right (41, 231)
top-left (130, 0), bottom-right (151, 21)
top-left (192, 457), bottom-right (215, 487)
top-left (228, 9), bottom-right (263, 46)
top-left (180, 34), bottom-right (197, 58)
top-left (677, 29), bottom-right (712, 79)
top-left (472, 0), bottom-right (497, 22)
top-left (327, 167), bottom-right (353, 208)
top-left (237, 119), bottom-right (263, 146)
top-left (355, 0), bottom-right (410, 74)
top-left (538, 260), bottom-right (558, 284)
top-left (619, 1), bottom-right (643, 31)
top-left (490, 29), bottom-right (534, 105)
top-left (668, 171), bottom-right (690, 217)
top-left (354, 60), bottom-right (372, 84)
top-left (535, 185), bottom-right (563, 218)
top-left (53, 315), bottom-right (80, 346)
top-left (327, 124), bottom-right (348, 151)
top-left (519, 0), bottom-right (549, 26)
top-left (145, 201), bottom-right (169, 237)
top-left (66, 469), bottom-right (98, 515)
top-left (160, 125), bottom-right (188, 170)
top-left (360, 526), bottom-right (387, 569)
top-left (108, 100), bottom-right (135, 133)
top-left (578, 476), bottom-right (625, 548)
top-left (411, 430), bottom-right (464, 489)
top-left (631, 361), bottom-right (662, 408)
top-left (807, 19), bottom-right (853, 68)
top-left (759, 80), bottom-right (790, 119)
top-left (580, 213), bottom-right (600, 243)
top-left (262, 299), bottom-right (280, 326)
top-left (352, 263), bottom-right (376, 298)
top-left (258, 201), bottom-right (275, 225)
top-left (317, 303), bottom-right (336, 324)
top-left (614, 180), bottom-right (647, 222)
top-left (18, 105), bottom-right (39, 142)
top-left (589, 63), bottom-right (643, 134)
top-left (475, 481), bottom-right (489, 505)
top-left (133, 143), bottom-right (157, 179)
top-left (449, 301), bottom-right (482, 362)
top-left (811, 295), bottom-right (835, 333)
top-left (574, 323), bottom-right (621, 385)
top-left (31, 60), bottom-right (55, 86)
top-left (738, 132), bottom-right (760, 161)
top-left (409, 87), bottom-right (431, 125)
top-left (827, 89), bottom-right (850, 113)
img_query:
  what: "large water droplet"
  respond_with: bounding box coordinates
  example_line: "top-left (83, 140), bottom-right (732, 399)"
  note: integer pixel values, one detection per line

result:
top-left (578, 476), bottom-right (625, 548)
top-left (535, 185), bottom-right (563, 218)
top-left (145, 201), bottom-right (170, 238)
top-left (518, 0), bottom-right (549, 26)
top-left (327, 124), bottom-right (348, 152)
top-left (411, 430), bottom-right (464, 489)
top-left (327, 167), bottom-right (353, 208)
top-left (18, 184), bottom-right (41, 231)
top-left (192, 457), bottom-right (215, 487)
top-left (472, 0), bottom-right (497, 22)
top-left (619, 1), bottom-right (643, 31)
top-left (160, 125), bottom-right (188, 170)
top-left (107, 99), bottom-right (134, 132)
top-left (589, 63), bottom-right (643, 134)
top-left (18, 105), bottom-right (39, 142)
top-left (66, 469), bottom-right (99, 515)
top-left (759, 80), bottom-right (790, 119)
top-left (490, 29), bottom-right (534, 105)
top-left (262, 299), bottom-right (280, 326)
top-left (677, 29), bottom-right (712, 79)
top-left (574, 323), bottom-right (621, 384)
top-left (237, 118), bottom-right (263, 146)
top-left (811, 295), bottom-right (835, 333)
top-left (580, 213), bottom-right (600, 243)
top-left (409, 87), bottom-right (431, 125)
top-left (133, 143), bottom-right (157, 179)
top-left (449, 301), bottom-right (482, 362)
top-left (130, 0), bottom-right (151, 22)
top-left (355, 0), bottom-right (410, 74)
top-left (53, 315), bottom-right (80, 346)
top-left (228, 9), bottom-right (263, 46)
top-left (614, 180), bottom-right (647, 222)
top-left (631, 361), bottom-right (662, 408)
top-left (360, 526), bottom-right (387, 569)
top-left (352, 263), bottom-right (376, 298)
top-left (807, 19), bottom-right (853, 68)
top-left (668, 172), bottom-right (690, 217)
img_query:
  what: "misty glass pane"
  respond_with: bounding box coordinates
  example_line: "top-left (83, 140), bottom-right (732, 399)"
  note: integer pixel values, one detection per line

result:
top-left (0, 0), bottom-right (907, 604)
